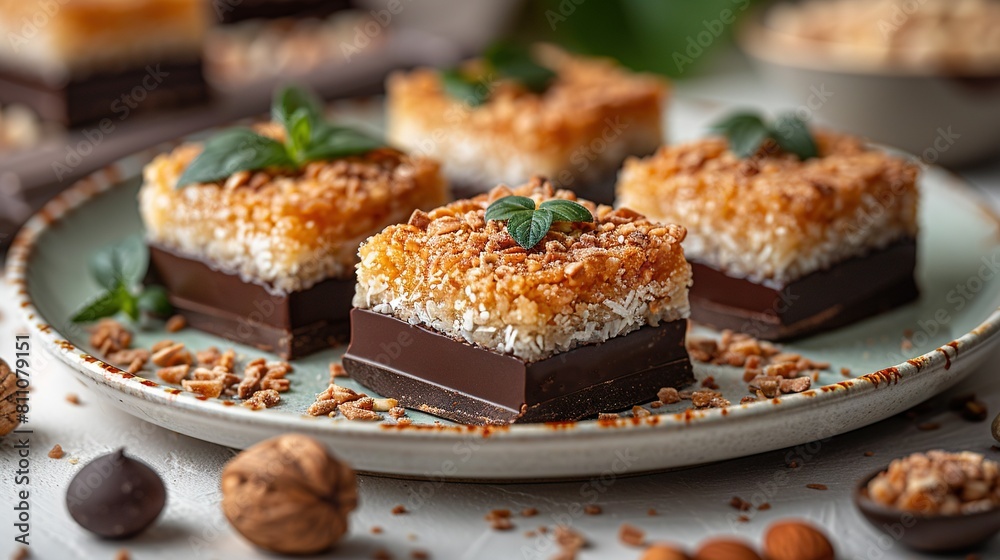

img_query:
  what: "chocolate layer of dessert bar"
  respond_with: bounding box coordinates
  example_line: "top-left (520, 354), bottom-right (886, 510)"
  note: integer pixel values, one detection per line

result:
top-left (346, 180), bottom-right (694, 424)
top-left (0, 62), bottom-right (207, 127)
top-left (617, 131), bottom-right (920, 339)
top-left (0, 0), bottom-right (210, 126)
top-left (690, 239), bottom-right (918, 340)
top-left (149, 244), bottom-right (355, 359)
top-left (345, 309), bottom-right (693, 425)
top-left (387, 45), bottom-right (667, 204)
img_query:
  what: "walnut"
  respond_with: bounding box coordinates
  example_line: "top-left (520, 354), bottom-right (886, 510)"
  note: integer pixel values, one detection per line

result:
top-left (221, 434), bottom-right (357, 555)
top-left (1, 359), bottom-right (21, 436)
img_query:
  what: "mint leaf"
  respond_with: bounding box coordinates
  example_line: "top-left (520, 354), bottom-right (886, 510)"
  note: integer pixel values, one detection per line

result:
top-left (301, 125), bottom-right (384, 162)
top-left (272, 85), bottom-right (323, 131)
top-left (485, 196), bottom-right (592, 249)
top-left (440, 68), bottom-right (490, 107)
top-left (709, 111), bottom-right (818, 160)
top-left (89, 237), bottom-right (148, 291)
top-left (177, 129), bottom-right (295, 187)
top-left (771, 113), bottom-right (818, 160)
top-left (508, 208), bottom-right (553, 250)
top-left (484, 43), bottom-right (555, 93)
top-left (287, 108), bottom-right (313, 162)
top-left (538, 199), bottom-right (593, 223)
top-left (71, 290), bottom-right (124, 323)
top-left (484, 195), bottom-right (536, 221)
top-left (137, 285), bottom-right (172, 317)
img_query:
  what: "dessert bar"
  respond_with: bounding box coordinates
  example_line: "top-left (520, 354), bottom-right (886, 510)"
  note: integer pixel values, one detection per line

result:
top-left (616, 130), bottom-right (920, 339)
top-left (344, 179), bottom-right (694, 424)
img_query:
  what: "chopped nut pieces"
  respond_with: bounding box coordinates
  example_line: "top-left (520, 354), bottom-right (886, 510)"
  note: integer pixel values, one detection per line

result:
top-left (632, 406), bottom-right (652, 418)
top-left (691, 390), bottom-right (730, 409)
top-left (553, 525), bottom-right (587, 555)
top-left (729, 496), bottom-right (752, 511)
top-left (392, 505), bottom-right (408, 515)
top-left (950, 394), bottom-right (989, 422)
top-left (182, 378), bottom-right (224, 399)
top-left (90, 319), bottom-right (132, 355)
top-left (106, 349), bottom-right (150, 372)
top-left (157, 364), bottom-right (190, 384)
top-left (597, 413), bottom-right (619, 421)
top-left (805, 484), bottom-right (828, 491)
top-left (521, 507), bottom-right (539, 517)
top-left (151, 343), bottom-right (192, 368)
top-left (48, 444), bottom-right (65, 459)
top-left (195, 347), bottom-right (221, 368)
top-left (165, 314), bottom-right (187, 333)
top-left (866, 451), bottom-right (1000, 515)
top-left (389, 406), bottom-right (407, 419)
top-left (583, 504), bottom-right (602, 515)
top-left (619, 523), bottom-right (645, 547)
top-left (243, 389), bottom-right (280, 410)
top-left (485, 509), bottom-right (513, 531)
top-left (330, 362), bottom-right (348, 380)
top-left (66, 393), bottom-right (80, 405)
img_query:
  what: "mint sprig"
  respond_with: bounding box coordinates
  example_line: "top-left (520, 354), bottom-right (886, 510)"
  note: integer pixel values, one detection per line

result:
top-left (440, 42), bottom-right (556, 106)
top-left (485, 196), bottom-right (593, 250)
top-left (710, 111), bottom-right (818, 160)
top-left (177, 85), bottom-right (383, 187)
top-left (72, 238), bottom-right (172, 323)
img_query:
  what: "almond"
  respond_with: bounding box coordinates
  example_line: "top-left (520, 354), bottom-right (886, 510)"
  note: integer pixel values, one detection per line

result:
top-left (694, 538), bottom-right (762, 560)
top-left (764, 520), bottom-right (835, 560)
top-left (641, 544), bottom-right (690, 560)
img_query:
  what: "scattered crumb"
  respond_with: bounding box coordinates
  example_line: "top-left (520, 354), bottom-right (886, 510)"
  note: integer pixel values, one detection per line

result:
top-left (729, 496), bottom-right (752, 511)
top-left (115, 550), bottom-right (130, 560)
top-left (806, 484), bottom-right (828, 491)
top-left (950, 394), bottom-right (989, 422)
top-left (372, 550), bottom-right (392, 560)
top-left (864, 451), bottom-right (875, 457)
top-left (330, 362), bottom-right (348, 379)
top-left (554, 525), bottom-right (587, 552)
top-left (157, 364), bottom-right (190, 384)
top-left (901, 338), bottom-right (913, 351)
top-left (521, 507), bottom-right (538, 517)
top-left (65, 393), bottom-right (80, 405)
top-left (371, 526), bottom-right (384, 535)
top-left (411, 551), bottom-right (430, 560)
top-left (487, 516), bottom-right (513, 531)
top-left (787, 460), bottom-right (800, 469)
top-left (657, 387), bottom-right (681, 404)
top-left (631, 405), bottom-right (651, 418)
top-left (700, 376), bottom-right (719, 390)
top-left (392, 505), bottom-right (408, 515)
top-left (737, 514), bottom-right (750, 523)
top-left (840, 367), bottom-right (851, 377)
top-left (597, 412), bottom-right (619, 421)
top-left (917, 422), bottom-right (941, 431)
top-left (646, 508), bottom-right (657, 516)
top-left (48, 444), bottom-right (64, 459)
top-left (165, 314), bottom-right (187, 333)
top-left (68, 458), bottom-right (79, 465)
top-left (242, 389), bottom-right (280, 410)
top-left (11, 546), bottom-right (28, 560)
top-left (583, 504), bottom-right (602, 515)
top-left (758, 503), bottom-right (771, 511)
top-left (618, 523), bottom-right (644, 547)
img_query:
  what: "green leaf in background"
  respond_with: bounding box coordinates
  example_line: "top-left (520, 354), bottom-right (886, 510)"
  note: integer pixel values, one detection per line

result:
top-left (71, 290), bottom-right (124, 323)
top-left (483, 43), bottom-right (556, 93)
top-left (272, 84), bottom-right (323, 130)
top-left (137, 285), bottom-right (173, 317)
top-left (287, 108), bottom-right (314, 162)
top-left (89, 236), bottom-right (148, 291)
top-left (538, 199), bottom-right (593, 222)
top-left (485, 196), bottom-right (593, 249)
top-left (440, 68), bottom-right (490, 107)
top-left (771, 113), bottom-right (819, 160)
top-left (301, 125), bottom-right (385, 162)
top-left (177, 128), bottom-right (296, 187)
top-left (709, 111), bottom-right (818, 160)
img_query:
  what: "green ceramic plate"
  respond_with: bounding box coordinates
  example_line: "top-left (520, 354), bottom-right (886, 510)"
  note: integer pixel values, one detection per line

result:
top-left (8, 101), bottom-right (1000, 480)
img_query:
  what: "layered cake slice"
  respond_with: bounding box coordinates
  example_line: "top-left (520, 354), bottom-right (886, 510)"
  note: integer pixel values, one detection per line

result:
top-left (343, 178), bottom-right (694, 425)
top-left (616, 123), bottom-right (920, 340)
top-left (140, 88), bottom-right (448, 358)
top-left (0, 0), bottom-right (209, 126)
top-left (386, 44), bottom-right (667, 204)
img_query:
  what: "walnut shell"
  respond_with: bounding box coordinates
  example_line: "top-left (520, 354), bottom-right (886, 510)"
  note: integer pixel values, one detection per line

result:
top-left (0, 359), bottom-right (21, 436)
top-left (221, 434), bottom-right (357, 555)
top-left (764, 520), bottom-right (835, 560)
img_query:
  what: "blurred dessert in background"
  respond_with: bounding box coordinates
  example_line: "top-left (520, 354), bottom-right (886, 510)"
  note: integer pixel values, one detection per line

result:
top-left (214, 0), bottom-right (352, 24)
top-left (0, 104), bottom-right (58, 153)
top-left (206, 6), bottom-right (377, 90)
top-left (761, 0), bottom-right (1000, 74)
top-left (386, 44), bottom-right (667, 204)
top-left (0, 0), bottom-right (210, 126)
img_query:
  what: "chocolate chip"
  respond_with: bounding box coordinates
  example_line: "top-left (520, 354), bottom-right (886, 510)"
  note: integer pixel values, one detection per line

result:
top-left (66, 449), bottom-right (165, 538)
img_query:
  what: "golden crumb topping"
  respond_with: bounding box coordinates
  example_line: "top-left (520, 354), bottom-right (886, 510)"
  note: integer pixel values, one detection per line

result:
top-left (616, 131), bottom-right (920, 283)
top-left (355, 178), bottom-right (691, 361)
top-left (140, 122), bottom-right (449, 293)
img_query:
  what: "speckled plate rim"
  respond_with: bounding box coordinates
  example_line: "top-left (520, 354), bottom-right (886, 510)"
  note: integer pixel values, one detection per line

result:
top-left (6, 145), bottom-right (1000, 444)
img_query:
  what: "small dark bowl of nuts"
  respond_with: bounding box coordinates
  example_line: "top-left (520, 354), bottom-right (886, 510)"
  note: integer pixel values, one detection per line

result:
top-left (854, 451), bottom-right (1000, 552)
